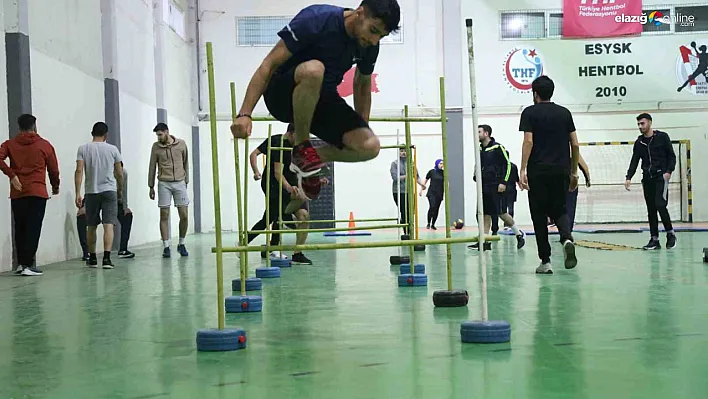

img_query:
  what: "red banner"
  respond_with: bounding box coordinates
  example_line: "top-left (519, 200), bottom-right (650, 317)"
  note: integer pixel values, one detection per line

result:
top-left (563, 0), bottom-right (643, 38)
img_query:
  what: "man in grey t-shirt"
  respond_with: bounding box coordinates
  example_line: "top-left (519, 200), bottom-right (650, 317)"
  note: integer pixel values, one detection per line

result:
top-left (74, 122), bottom-right (123, 269)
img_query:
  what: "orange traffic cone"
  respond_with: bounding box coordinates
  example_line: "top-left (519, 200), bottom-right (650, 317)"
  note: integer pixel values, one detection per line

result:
top-left (348, 212), bottom-right (356, 229)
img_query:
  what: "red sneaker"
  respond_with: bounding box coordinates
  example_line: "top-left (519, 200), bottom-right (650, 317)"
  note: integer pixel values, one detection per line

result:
top-left (300, 176), bottom-right (325, 201)
top-left (290, 141), bottom-right (327, 178)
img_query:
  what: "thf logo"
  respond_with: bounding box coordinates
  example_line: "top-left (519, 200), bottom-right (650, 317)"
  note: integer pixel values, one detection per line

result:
top-left (580, 0), bottom-right (615, 4)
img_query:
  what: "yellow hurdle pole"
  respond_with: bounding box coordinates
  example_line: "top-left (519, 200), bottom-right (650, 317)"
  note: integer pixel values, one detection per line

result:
top-left (243, 134), bottom-right (250, 276)
top-left (413, 146), bottom-right (420, 240)
top-left (278, 124), bottom-right (285, 256)
top-left (439, 76), bottom-right (453, 292)
top-left (206, 43), bottom-right (225, 330)
top-left (264, 125), bottom-right (273, 268)
top-left (230, 82), bottom-right (246, 297)
top-left (404, 105), bottom-right (415, 275)
top-left (215, 235), bottom-right (500, 253)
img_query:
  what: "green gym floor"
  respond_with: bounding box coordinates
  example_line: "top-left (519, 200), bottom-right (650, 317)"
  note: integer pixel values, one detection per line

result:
top-left (2, 228), bottom-right (708, 399)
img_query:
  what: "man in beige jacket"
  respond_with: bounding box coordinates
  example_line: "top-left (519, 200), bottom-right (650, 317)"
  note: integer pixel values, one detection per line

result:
top-left (148, 123), bottom-right (190, 258)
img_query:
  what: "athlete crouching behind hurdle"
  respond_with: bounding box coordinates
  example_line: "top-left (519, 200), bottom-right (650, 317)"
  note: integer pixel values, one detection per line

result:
top-left (247, 123), bottom-right (319, 265)
top-left (230, 0), bottom-right (401, 202)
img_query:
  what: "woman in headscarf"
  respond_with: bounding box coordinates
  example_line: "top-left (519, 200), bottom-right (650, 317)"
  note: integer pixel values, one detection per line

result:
top-left (422, 159), bottom-right (444, 229)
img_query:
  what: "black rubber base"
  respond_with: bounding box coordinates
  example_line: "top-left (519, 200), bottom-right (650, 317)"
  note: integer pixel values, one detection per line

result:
top-left (401, 235), bottom-right (411, 241)
top-left (433, 289), bottom-right (469, 307)
top-left (704, 248), bottom-right (708, 263)
top-left (390, 255), bottom-right (410, 265)
top-left (414, 244), bottom-right (425, 252)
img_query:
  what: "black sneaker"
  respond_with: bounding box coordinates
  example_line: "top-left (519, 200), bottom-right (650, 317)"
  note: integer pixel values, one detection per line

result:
top-left (292, 252), bottom-right (313, 265)
top-left (562, 240), bottom-right (577, 269)
top-left (666, 233), bottom-right (677, 249)
top-left (118, 250), bottom-right (135, 259)
top-left (87, 254), bottom-right (98, 268)
top-left (642, 238), bottom-right (661, 250)
top-left (468, 242), bottom-right (492, 251)
top-left (102, 258), bottom-right (114, 269)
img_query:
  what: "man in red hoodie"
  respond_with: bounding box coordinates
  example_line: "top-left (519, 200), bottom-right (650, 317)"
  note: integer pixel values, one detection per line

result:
top-left (0, 114), bottom-right (60, 276)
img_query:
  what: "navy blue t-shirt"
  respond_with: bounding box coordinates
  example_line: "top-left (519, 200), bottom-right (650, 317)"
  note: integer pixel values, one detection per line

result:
top-left (276, 4), bottom-right (380, 92)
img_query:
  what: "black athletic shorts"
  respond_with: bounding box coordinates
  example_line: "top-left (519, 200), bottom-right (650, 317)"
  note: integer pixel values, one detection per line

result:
top-left (482, 191), bottom-right (507, 217)
top-left (264, 67), bottom-right (370, 149)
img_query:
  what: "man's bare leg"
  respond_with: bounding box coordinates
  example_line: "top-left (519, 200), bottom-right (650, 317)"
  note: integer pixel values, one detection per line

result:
top-left (294, 209), bottom-right (309, 251)
top-left (500, 212), bottom-right (526, 248)
top-left (483, 215), bottom-right (492, 235)
top-left (292, 61), bottom-right (324, 146)
top-left (315, 128), bottom-right (381, 163)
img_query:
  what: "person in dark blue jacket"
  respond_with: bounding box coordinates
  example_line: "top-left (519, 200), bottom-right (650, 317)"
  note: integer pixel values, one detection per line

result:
top-left (625, 113), bottom-right (677, 250)
top-left (469, 125), bottom-right (525, 251)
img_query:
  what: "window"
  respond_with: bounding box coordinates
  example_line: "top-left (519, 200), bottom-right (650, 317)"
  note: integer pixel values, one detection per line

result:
top-left (548, 13), bottom-right (563, 37)
top-left (236, 16), bottom-right (291, 47)
top-left (675, 5), bottom-right (708, 33)
top-left (500, 12), bottom-right (545, 39)
top-left (642, 8), bottom-right (671, 33)
top-left (236, 15), bottom-right (404, 46)
top-left (163, 0), bottom-right (186, 40)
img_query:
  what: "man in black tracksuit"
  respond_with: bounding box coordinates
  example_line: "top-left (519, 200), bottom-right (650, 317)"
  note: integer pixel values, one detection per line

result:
top-left (625, 113), bottom-right (677, 250)
top-left (470, 124), bottom-right (525, 251)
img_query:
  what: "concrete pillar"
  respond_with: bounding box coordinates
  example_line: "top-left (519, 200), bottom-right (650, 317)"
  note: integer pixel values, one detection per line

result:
top-left (153, 0), bottom-right (168, 123)
top-left (5, 0), bottom-right (31, 138)
top-left (188, 0), bottom-right (201, 233)
top-left (100, 0), bottom-right (123, 251)
top-left (442, 0), bottom-right (466, 221)
top-left (5, 0), bottom-right (31, 268)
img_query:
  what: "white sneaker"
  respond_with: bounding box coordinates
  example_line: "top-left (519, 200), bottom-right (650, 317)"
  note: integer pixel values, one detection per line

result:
top-left (563, 240), bottom-right (577, 269)
top-left (270, 251), bottom-right (289, 260)
top-left (14, 266), bottom-right (24, 275)
top-left (535, 262), bottom-right (553, 274)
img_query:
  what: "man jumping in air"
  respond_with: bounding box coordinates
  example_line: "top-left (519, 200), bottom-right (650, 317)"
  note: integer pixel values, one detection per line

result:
top-left (230, 0), bottom-right (401, 201)
top-left (625, 113), bottom-right (677, 250)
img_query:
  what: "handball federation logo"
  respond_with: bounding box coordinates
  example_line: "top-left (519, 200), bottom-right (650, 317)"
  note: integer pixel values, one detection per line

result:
top-left (676, 40), bottom-right (708, 95)
top-left (503, 47), bottom-right (544, 93)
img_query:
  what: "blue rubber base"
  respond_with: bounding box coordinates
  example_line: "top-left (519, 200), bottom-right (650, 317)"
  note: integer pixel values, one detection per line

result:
top-left (270, 258), bottom-right (292, 268)
top-left (398, 273), bottom-right (428, 287)
top-left (399, 263), bottom-right (425, 274)
top-left (196, 328), bottom-right (247, 351)
top-left (460, 320), bottom-right (511, 343)
top-left (255, 267), bottom-right (281, 278)
top-left (499, 227), bottom-right (644, 235)
top-left (231, 277), bottom-right (262, 292)
top-left (225, 295), bottom-right (263, 313)
top-left (323, 232), bottom-right (372, 236)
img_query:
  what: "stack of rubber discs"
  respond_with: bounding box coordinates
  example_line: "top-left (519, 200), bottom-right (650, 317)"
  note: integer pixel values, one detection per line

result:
top-left (399, 263), bottom-right (425, 274)
top-left (389, 255), bottom-right (410, 265)
top-left (460, 320), bottom-right (511, 343)
top-left (225, 295), bottom-right (263, 313)
top-left (196, 328), bottom-right (247, 351)
top-left (255, 266), bottom-right (281, 278)
top-left (232, 277), bottom-right (262, 291)
top-left (270, 258), bottom-right (291, 268)
top-left (432, 289), bottom-right (469, 307)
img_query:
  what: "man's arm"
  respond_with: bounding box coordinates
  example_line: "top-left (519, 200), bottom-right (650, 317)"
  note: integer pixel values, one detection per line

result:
top-left (520, 133), bottom-right (533, 172)
top-left (0, 141), bottom-right (14, 178)
top-left (625, 142), bottom-right (641, 180)
top-left (183, 144), bottom-right (189, 185)
top-left (273, 162), bottom-right (294, 193)
top-left (578, 151), bottom-right (590, 183)
top-left (665, 133), bottom-right (676, 174)
top-left (74, 160), bottom-right (84, 198)
top-left (498, 146), bottom-right (512, 185)
top-left (114, 161), bottom-right (124, 202)
top-left (569, 131), bottom-right (579, 177)
top-left (353, 68), bottom-right (372, 122)
top-left (148, 145), bottom-right (157, 188)
top-left (250, 148), bottom-right (263, 175)
top-left (46, 143), bottom-right (60, 194)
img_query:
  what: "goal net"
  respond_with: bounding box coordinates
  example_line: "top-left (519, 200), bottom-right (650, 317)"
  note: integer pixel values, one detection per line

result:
top-left (574, 140), bottom-right (691, 224)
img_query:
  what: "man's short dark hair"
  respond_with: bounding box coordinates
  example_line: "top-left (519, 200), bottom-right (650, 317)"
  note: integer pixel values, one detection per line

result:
top-left (153, 122), bottom-right (169, 132)
top-left (478, 124), bottom-right (492, 136)
top-left (91, 122), bottom-right (109, 137)
top-left (360, 0), bottom-right (401, 33)
top-left (636, 113), bottom-right (652, 122)
top-left (18, 114), bottom-right (36, 131)
top-left (531, 75), bottom-right (554, 101)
